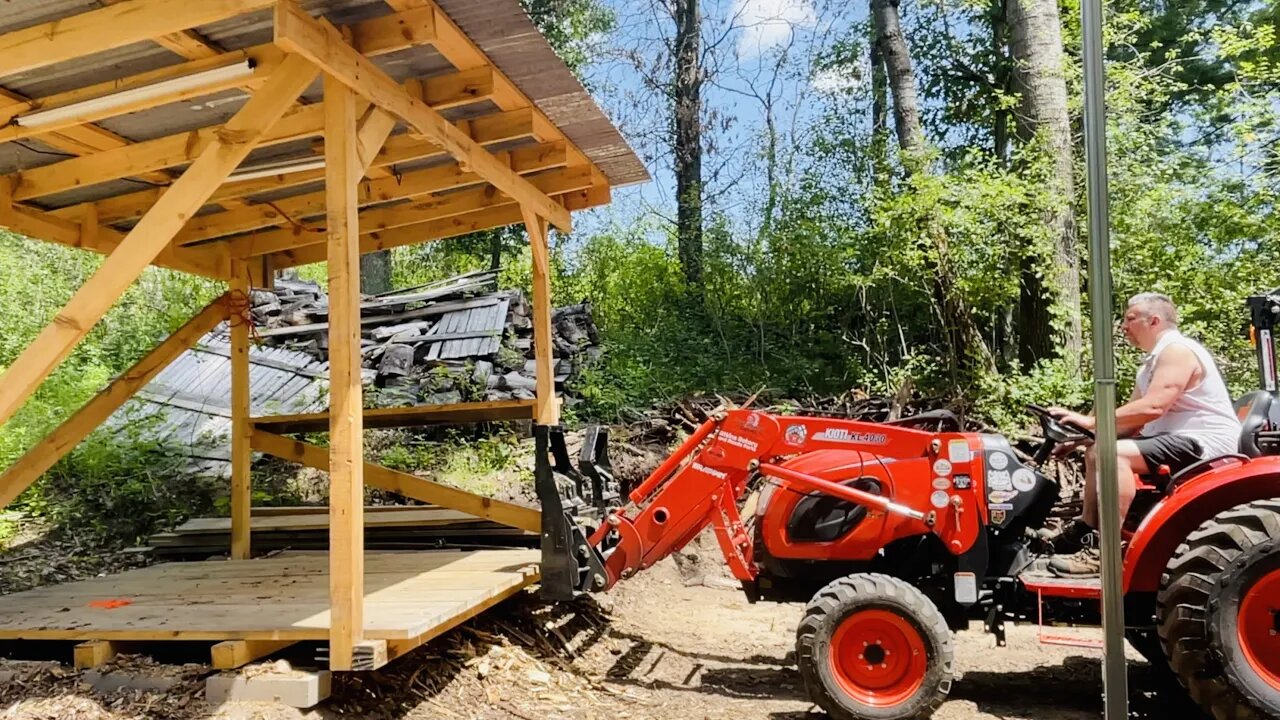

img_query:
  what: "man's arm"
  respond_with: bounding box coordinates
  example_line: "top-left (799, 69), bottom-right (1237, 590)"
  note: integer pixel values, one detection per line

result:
top-left (1114, 344), bottom-right (1198, 434)
top-left (1051, 344), bottom-right (1199, 435)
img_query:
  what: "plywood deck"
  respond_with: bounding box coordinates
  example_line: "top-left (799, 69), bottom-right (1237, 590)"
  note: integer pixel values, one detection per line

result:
top-left (0, 549), bottom-right (539, 642)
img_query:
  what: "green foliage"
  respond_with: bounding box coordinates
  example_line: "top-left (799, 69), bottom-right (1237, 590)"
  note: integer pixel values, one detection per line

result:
top-left (0, 231), bottom-right (220, 541)
top-left (21, 414), bottom-right (219, 546)
top-left (378, 430), bottom-right (528, 496)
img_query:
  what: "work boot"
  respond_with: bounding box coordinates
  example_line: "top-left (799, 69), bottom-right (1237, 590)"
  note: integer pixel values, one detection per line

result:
top-left (1048, 532), bottom-right (1100, 577)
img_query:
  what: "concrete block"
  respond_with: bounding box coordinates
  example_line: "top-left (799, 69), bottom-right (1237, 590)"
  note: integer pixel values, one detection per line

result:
top-left (205, 669), bottom-right (331, 708)
top-left (82, 669), bottom-right (180, 693)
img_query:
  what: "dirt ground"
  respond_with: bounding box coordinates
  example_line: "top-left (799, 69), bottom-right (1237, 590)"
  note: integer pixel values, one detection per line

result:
top-left (0, 553), bottom-right (1200, 720)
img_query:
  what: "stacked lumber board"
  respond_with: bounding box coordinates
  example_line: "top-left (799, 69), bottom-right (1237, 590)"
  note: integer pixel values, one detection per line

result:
top-left (146, 506), bottom-right (536, 559)
top-left (249, 270), bottom-right (601, 408)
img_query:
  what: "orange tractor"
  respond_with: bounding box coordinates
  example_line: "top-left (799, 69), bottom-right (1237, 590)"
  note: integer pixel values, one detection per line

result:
top-left (534, 293), bottom-right (1280, 720)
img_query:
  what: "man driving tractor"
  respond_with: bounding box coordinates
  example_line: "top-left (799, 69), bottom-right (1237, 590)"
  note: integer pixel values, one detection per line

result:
top-left (1048, 292), bottom-right (1242, 576)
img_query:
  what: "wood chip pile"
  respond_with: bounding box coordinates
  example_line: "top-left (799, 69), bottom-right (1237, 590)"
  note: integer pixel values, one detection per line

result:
top-left (250, 270), bottom-right (601, 408)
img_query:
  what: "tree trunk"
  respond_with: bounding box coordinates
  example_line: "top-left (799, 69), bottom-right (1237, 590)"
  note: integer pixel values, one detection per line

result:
top-left (673, 0), bottom-right (703, 286)
top-left (872, 0), bottom-right (924, 155)
top-left (359, 250), bottom-right (392, 295)
top-left (870, 5), bottom-right (888, 138)
top-left (1008, 0), bottom-right (1082, 368)
top-left (874, 0), bottom-right (996, 375)
top-left (992, 0), bottom-right (1011, 166)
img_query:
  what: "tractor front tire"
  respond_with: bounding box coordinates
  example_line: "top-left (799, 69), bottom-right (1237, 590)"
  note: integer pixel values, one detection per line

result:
top-left (796, 573), bottom-right (953, 720)
top-left (1157, 499), bottom-right (1280, 720)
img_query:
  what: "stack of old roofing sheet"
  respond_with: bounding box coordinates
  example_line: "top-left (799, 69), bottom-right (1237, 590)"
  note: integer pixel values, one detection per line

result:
top-left (104, 270), bottom-right (600, 478)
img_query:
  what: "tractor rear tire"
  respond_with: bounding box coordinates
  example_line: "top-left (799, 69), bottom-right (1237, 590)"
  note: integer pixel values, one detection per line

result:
top-left (1157, 499), bottom-right (1280, 720)
top-left (796, 573), bottom-right (953, 720)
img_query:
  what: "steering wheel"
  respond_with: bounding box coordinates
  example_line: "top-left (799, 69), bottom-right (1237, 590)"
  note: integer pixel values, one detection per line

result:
top-left (1026, 404), bottom-right (1094, 465)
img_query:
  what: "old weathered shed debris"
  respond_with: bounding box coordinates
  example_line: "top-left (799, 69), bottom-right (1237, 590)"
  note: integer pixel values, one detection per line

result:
top-left (103, 270), bottom-right (601, 479)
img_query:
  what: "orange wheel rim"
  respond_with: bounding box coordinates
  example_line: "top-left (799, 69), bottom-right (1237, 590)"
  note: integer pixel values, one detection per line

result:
top-left (1237, 568), bottom-right (1280, 692)
top-left (829, 609), bottom-right (928, 707)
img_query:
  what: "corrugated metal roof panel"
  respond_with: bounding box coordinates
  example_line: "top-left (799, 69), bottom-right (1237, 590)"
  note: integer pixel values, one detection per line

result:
top-left (106, 329), bottom-right (329, 478)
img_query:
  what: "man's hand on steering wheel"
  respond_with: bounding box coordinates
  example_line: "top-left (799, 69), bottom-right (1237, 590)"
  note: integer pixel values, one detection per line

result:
top-left (1048, 407), bottom-right (1096, 434)
top-left (1026, 404), bottom-right (1095, 465)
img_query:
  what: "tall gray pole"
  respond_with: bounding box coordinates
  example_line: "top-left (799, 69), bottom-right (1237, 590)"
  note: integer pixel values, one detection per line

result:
top-left (1079, 0), bottom-right (1129, 717)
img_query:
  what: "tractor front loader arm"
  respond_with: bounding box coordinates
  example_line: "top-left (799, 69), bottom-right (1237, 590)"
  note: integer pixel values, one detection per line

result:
top-left (536, 409), bottom-right (963, 600)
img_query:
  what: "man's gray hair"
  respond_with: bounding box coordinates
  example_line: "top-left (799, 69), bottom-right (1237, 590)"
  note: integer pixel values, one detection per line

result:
top-left (1127, 292), bottom-right (1178, 326)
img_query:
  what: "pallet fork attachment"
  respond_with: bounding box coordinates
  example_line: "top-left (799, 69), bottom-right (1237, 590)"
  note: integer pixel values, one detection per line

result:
top-left (534, 425), bottom-right (619, 600)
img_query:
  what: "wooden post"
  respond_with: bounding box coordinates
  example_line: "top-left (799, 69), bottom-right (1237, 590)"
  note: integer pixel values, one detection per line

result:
top-left (229, 258), bottom-right (252, 560)
top-left (324, 72), bottom-right (364, 672)
top-left (522, 207), bottom-right (559, 425)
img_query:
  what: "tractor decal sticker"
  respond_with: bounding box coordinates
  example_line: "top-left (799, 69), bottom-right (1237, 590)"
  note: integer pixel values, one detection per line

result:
top-left (932, 477), bottom-right (951, 490)
top-left (932, 458), bottom-right (952, 476)
top-left (784, 424), bottom-right (807, 446)
top-left (692, 462), bottom-right (728, 480)
top-left (718, 431), bottom-right (759, 452)
top-left (1011, 468), bottom-right (1037, 492)
top-left (987, 469), bottom-right (1012, 491)
top-left (990, 502), bottom-right (1014, 511)
top-left (948, 439), bottom-right (972, 463)
top-left (952, 474), bottom-right (972, 489)
top-left (991, 509), bottom-right (1007, 525)
top-left (989, 490), bottom-right (1018, 504)
top-left (814, 428), bottom-right (889, 444)
top-left (930, 490), bottom-right (950, 509)
top-left (744, 412), bottom-right (761, 431)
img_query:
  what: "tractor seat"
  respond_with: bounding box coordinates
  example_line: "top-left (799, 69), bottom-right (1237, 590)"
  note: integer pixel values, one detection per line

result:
top-left (1234, 390), bottom-right (1273, 458)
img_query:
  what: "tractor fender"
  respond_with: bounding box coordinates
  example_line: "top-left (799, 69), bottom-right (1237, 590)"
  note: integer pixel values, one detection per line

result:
top-left (1124, 456), bottom-right (1280, 593)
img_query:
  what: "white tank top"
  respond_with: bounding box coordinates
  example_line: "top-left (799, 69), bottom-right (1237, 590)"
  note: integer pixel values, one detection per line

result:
top-left (1136, 330), bottom-right (1242, 458)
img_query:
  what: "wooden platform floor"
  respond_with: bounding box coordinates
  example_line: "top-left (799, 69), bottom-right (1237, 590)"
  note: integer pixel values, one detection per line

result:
top-left (0, 549), bottom-right (539, 642)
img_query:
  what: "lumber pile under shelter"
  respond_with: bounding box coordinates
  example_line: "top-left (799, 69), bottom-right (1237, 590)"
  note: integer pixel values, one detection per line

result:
top-left (148, 505), bottom-right (535, 558)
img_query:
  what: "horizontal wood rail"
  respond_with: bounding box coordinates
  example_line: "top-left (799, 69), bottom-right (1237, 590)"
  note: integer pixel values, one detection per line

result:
top-left (251, 398), bottom-right (535, 434)
top-left (250, 429), bottom-right (540, 532)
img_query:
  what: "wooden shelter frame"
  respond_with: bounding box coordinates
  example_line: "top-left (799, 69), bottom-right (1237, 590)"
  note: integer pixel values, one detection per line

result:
top-left (0, 0), bottom-right (643, 672)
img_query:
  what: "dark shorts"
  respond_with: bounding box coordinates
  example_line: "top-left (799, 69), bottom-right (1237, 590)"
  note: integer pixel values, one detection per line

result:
top-left (1134, 433), bottom-right (1203, 474)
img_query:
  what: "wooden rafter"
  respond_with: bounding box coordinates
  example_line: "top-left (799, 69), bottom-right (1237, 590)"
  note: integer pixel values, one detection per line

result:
top-left (246, 167), bottom-right (591, 257)
top-left (0, 54), bottom-right (281, 143)
top-left (268, 184), bottom-right (609, 270)
top-left (274, 0), bottom-right (573, 232)
top-left (5, 6), bottom-right (440, 203)
top-left (0, 55), bottom-right (318, 430)
top-left (385, 0), bottom-right (609, 189)
top-left (99, 0), bottom-right (223, 59)
top-left (51, 109), bottom-right (536, 226)
top-left (173, 142), bottom-right (568, 248)
top-left (0, 0), bottom-right (277, 78)
top-left (1, 202), bottom-right (226, 278)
